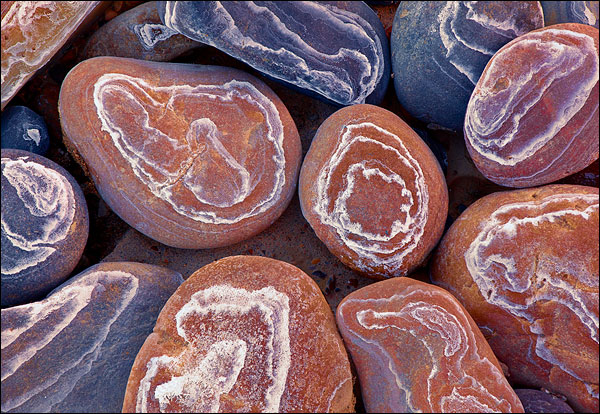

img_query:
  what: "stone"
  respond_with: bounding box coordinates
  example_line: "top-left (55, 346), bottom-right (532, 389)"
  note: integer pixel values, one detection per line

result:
top-left (464, 23), bottom-right (599, 188)
top-left (336, 277), bottom-right (524, 413)
top-left (122, 255), bottom-right (354, 413)
top-left (157, 1), bottom-right (390, 106)
top-left (1, 149), bottom-right (89, 308)
top-left (299, 104), bottom-right (448, 278)
top-left (391, 1), bottom-right (544, 130)
top-left (1, 106), bottom-right (50, 155)
top-left (1, 261), bottom-right (183, 413)
top-left (431, 184), bottom-right (599, 413)
top-left (1, 1), bottom-right (106, 109)
top-left (541, 1), bottom-right (599, 28)
top-left (514, 389), bottom-right (574, 413)
top-left (84, 1), bottom-right (203, 62)
top-left (59, 56), bottom-right (302, 249)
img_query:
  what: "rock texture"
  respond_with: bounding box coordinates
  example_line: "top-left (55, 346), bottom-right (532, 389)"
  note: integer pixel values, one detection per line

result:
top-left (541, 1), bottom-right (599, 28)
top-left (1, 261), bottom-right (183, 413)
top-left (391, 1), bottom-right (544, 130)
top-left (157, 1), bottom-right (390, 105)
top-left (123, 255), bottom-right (354, 413)
top-left (1, 106), bottom-right (50, 155)
top-left (464, 23), bottom-right (599, 187)
top-left (431, 184), bottom-right (599, 413)
top-left (59, 57), bottom-right (302, 249)
top-left (84, 1), bottom-right (203, 62)
top-left (514, 389), bottom-right (574, 413)
top-left (1, 1), bottom-right (105, 109)
top-left (299, 104), bottom-right (448, 278)
top-left (1, 149), bottom-right (88, 307)
top-left (336, 277), bottom-right (524, 413)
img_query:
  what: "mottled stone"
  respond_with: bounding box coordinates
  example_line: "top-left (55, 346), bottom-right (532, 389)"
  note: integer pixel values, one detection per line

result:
top-left (0, 262), bottom-right (183, 413)
top-left (465, 23), bottom-right (599, 187)
top-left (299, 104), bottom-right (448, 278)
top-left (157, 1), bottom-right (390, 106)
top-left (123, 256), bottom-right (354, 413)
top-left (391, 1), bottom-right (544, 130)
top-left (1, 149), bottom-right (88, 307)
top-left (84, 1), bottom-right (203, 61)
top-left (1, 1), bottom-right (106, 109)
top-left (336, 277), bottom-right (524, 412)
top-left (59, 56), bottom-right (301, 249)
top-left (431, 184), bottom-right (599, 413)
top-left (515, 389), bottom-right (574, 413)
top-left (541, 1), bottom-right (599, 28)
top-left (1, 106), bottom-right (50, 155)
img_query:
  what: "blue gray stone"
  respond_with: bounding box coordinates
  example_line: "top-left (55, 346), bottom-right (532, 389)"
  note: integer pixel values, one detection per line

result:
top-left (391, 1), bottom-right (544, 130)
top-left (541, 1), bottom-right (599, 28)
top-left (157, 1), bottom-right (390, 106)
top-left (1, 106), bottom-right (50, 155)
top-left (1, 261), bottom-right (184, 413)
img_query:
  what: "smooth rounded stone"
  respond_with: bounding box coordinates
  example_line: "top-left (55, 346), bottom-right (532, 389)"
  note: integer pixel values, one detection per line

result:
top-left (464, 23), bottom-right (599, 188)
top-left (157, 1), bottom-right (390, 106)
top-left (336, 277), bottom-right (524, 413)
top-left (430, 184), bottom-right (599, 413)
top-left (1, 1), bottom-right (105, 110)
top-left (59, 56), bottom-right (302, 249)
top-left (84, 1), bottom-right (203, 62)
top-left (1, 149), bottom-right (89, 308)
top-left (299, 104), bottom-right (448, 279)
top-left (122, 255), bottom-right (354, 413)
top-left (514, 389), bottom-right (574, 413)
top-left (1, 261), bottom-right (184, 413)
top-left (1, 106), bottom-right (50, 155)
top-left (391, 1), bottom-right (544, 130)
top-left (541, 1), bottom-right (599, 28)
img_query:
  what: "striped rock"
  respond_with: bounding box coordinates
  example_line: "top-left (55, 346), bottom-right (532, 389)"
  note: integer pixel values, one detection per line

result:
top-left (1, 149), bottom-right (88, 308)
top-left (59, 57), bottom-right (301, 249)
top-left (1, 1), bottom-right (105, 109)
top-left (336, 277), bottom-right (524, 413)
top-left (157, 1), bottom-right (390, 106)
top-left (541, 1), bottom-right (599, 28)
top-left (84, 1), bottom-right (203, 62)
top-left (431, 185), bottom-right (599, 413)
top-left (299, 104), bottom-right (448, 278)
top-left (391, 1), bottom-right (544, 130)
top-left (1, 262), bottom-right (183, 413)
top-left (464, 23), bottom-right (599, 187)
top-left (123, 256), bottom-right (354, 413)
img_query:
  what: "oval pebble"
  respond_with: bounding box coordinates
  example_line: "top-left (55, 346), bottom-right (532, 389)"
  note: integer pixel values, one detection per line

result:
top-left (123, 255), bottom-right (354, 413)
top-left (391, 1), bottom-right (544, 130)
top-left (464, 23), bottom-right (599, 187)
top-left (1, 1), bottom-right (104, 109)
top-left (299, 104), bottom-right (448, 278)
top-left (157, 1), bottom-right (390, 106)
top-left (84, 1), bottom-right (203, 62)
top-left (59, 56), bottom-right (301, 249)
top-left (1, 106), bottom-right (50, 155)
top-left (431, 184), bottom-right (599, 413)
top-left (336, 277), bottom-right (524, 413)
top-left (0, 261), bottom-right (183, 413)
top-left (1, 149), bottom-right (88, 308)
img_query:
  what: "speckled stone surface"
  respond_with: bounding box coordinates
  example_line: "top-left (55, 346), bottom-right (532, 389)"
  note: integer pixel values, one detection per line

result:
top-left (391, 1), bottom-right (544, 130)
top-left (157, 1), bottom-right (391, 106)
top-left (1, 149), bottom-right (89, 308)
top-left (1, 106), bottom-right (50, 155)
top-left (0, 261), bottom-right (183, 413)
top-left (515, 389), bottom-right (574, 413)
top-left (541, 1), bottom-right (599, 28)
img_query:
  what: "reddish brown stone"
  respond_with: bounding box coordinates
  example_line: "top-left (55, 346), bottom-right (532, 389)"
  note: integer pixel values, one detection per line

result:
top-left (59, 57), bottom-right (302, 249)
top-left (122, 256), bottom-right (354, 412)
top-left (464, 23), bottom-right (599, 188)
top-left (1, 1), bottom-right (107, 109)
top-left (336, 277), bottom-right (524, 412)
top-left (299, 104), bottom-right (448, 279)
top-left (431, 184), bottom-right (599, 413)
